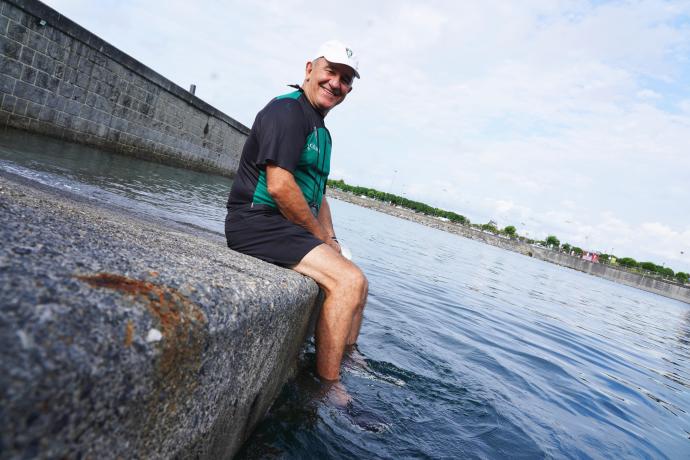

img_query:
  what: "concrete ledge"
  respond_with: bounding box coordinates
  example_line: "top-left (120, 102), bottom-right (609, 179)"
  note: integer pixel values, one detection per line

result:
top-left (0, 172), bottom-right (319, 458)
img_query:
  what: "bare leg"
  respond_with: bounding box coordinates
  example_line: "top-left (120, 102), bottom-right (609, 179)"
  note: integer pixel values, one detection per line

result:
top-left (347, 277), bottom-right (368, 345)
top-left (293, 244), bottom-right (368, 381)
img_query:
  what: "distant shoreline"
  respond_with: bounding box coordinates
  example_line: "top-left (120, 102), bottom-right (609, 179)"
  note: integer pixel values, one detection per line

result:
top-left (327, 187), bottom-right (690, 305)
top-left (327, 187), bottom-right (533, 255)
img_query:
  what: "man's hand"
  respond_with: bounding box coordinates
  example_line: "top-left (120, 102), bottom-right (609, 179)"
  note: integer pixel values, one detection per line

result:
top-left (319, 197), bottom-right (341, 254)
top-left (328, 237), bottom-right (341, 254)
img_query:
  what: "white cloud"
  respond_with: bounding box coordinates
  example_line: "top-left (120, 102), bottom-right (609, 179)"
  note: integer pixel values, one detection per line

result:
top-left (679, 99), bottom-right (690, 113)
top-left (495, 172), bottom-right (545, 193)
top-left (621, 222), bottom-right (690, 268)
top-left (637, 89), bottom-right (662, 100)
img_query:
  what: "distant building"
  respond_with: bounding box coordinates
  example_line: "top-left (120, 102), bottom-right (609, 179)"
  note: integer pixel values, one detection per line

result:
top-left (582, 251), bottom-right (599, 263)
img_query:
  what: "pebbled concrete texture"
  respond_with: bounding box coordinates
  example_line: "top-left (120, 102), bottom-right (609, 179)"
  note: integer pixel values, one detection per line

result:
top-left (0, 172), bottom-right (320, 459)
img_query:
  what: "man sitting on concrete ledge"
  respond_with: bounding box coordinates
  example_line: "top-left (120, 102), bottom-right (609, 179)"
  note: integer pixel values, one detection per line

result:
top-left (225, 40), bottom-right (368, 382)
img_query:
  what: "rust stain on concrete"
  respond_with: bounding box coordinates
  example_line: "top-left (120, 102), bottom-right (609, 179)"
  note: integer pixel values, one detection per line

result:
top-left (76, 273), bottom-right (208, 428)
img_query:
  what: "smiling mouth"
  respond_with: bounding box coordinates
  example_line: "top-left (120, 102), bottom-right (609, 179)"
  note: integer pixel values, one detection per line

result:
top-left (320, 85), bottom-right (340, 98)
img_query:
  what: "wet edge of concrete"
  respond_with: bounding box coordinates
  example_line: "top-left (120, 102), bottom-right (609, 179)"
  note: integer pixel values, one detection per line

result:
top-left (0, 170), bottom-right (320, 459)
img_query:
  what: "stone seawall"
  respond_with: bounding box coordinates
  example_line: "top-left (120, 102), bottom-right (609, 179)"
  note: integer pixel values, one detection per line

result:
top-left (0, 171), bottom-right (319, 459)
top-left (328, 188), bottom-right (690, 305)
top-left (0, 0), bottom-right (248, 176)
top-left (530, 247), bottom-right (690, 304)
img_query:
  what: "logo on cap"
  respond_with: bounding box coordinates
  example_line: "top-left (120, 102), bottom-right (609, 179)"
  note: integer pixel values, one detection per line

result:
top-left (346, 48), bottom-right (353, 58)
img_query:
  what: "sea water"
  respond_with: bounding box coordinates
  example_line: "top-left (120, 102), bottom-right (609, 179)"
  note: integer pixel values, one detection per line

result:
top-left (1, 129), bottom-right (688, 459)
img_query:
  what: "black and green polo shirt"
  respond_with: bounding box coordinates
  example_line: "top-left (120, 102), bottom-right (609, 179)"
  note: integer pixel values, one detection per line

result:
top-left (227, 87), bottom-right (332, 215)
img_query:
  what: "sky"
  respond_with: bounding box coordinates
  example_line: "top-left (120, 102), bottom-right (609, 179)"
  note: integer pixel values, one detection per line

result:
top-left (45, 0), bottom-right (690, 273)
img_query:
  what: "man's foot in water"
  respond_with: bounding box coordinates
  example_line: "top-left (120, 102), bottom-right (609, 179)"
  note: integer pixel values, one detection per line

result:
top-left (323, 380), bottom-right (352, 408)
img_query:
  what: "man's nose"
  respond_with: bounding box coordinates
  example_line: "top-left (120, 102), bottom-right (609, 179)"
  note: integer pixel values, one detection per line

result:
top-left (328, 75), bottom-right (342, 91)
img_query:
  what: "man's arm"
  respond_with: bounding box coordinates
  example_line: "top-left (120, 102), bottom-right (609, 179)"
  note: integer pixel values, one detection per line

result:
top-left (266, 164), bottom-right (340, 252)
top-left (317, 195), bottom-right (340, 252)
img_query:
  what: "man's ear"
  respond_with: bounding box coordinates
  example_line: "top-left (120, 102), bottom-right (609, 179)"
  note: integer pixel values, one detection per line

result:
top-left (347, 86), bottom-right (353, 94)
top-left (305, 60), bottom-right (313, 80)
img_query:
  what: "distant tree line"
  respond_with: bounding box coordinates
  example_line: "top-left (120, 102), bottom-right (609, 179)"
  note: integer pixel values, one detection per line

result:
top-left (479, 227), bottom-right (688, 285)
top-left (328, 179), bottom-right (469, 224)
top-left (614, 257), bottom-right (688, 284)
top-left (327, 179), bottom-right (688, 285)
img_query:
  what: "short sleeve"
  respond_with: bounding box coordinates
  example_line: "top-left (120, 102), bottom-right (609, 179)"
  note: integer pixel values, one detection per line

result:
top-left (255, 99), bottom-right (307, 172)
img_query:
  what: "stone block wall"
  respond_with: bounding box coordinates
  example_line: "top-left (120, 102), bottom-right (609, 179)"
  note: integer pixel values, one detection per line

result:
top-left (0, 0), bottom-right (248, 176)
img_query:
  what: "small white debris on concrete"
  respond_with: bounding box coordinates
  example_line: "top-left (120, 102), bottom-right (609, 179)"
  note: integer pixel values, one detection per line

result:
top-left (17, 330), bottom-right (34, 349)
top-left (146, 328), bottom-right (163, 343)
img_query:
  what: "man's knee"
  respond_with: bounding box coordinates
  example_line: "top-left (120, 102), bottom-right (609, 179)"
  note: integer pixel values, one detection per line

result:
top-left (294, 246), bottom-right (368, 302)
top-left (356, 270), bottom-right (368, 299)
top-left (335, 266), bottom-right (367, 297)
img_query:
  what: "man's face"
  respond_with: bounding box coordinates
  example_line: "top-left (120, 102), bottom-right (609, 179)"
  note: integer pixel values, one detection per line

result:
top-left (303, 58), bottom-right (355, 115)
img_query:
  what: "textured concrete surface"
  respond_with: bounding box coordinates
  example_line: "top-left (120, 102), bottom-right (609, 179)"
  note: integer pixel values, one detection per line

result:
top-left (0, 171), bottom-right (320, 459)
top-left (0, 0), bottom-right (248, 176)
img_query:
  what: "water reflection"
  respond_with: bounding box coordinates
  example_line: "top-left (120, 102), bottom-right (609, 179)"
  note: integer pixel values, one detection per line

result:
top-left (0, 128), bottom-right (232, 233)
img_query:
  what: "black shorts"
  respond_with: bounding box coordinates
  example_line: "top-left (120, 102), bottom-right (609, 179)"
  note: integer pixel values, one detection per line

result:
top-left (225, 205), bottom-right (323, 267)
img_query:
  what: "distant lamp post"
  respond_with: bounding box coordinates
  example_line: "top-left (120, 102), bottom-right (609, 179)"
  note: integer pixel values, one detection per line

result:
top-left (388, 169), bottom-right (398, 196)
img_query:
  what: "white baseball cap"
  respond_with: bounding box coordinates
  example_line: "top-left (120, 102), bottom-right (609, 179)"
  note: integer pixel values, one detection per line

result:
top-left (315, 40), bottom-right (360, 79)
